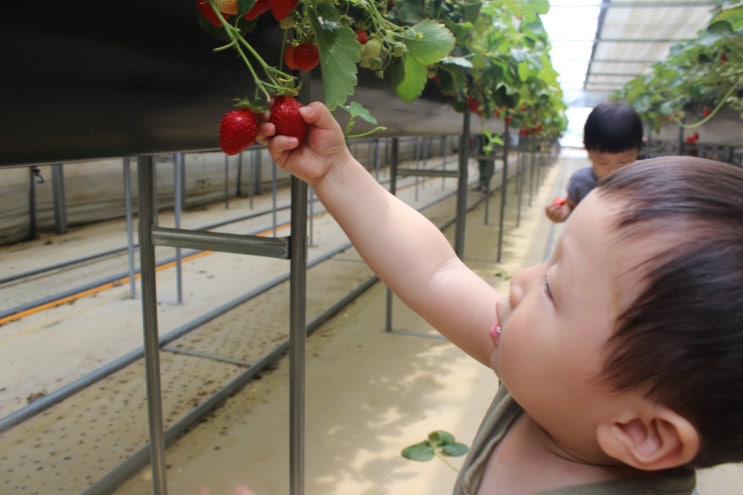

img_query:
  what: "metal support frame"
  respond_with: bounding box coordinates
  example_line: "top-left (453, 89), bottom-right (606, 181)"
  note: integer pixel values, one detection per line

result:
top-left (384, 109), bottom-right (470, 333)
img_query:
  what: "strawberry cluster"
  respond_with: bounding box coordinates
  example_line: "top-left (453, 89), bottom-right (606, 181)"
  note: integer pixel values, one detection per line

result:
top-left (219, 96), bottom-right (307, 156)
top-left (196, 0), bottom-right (298, 25)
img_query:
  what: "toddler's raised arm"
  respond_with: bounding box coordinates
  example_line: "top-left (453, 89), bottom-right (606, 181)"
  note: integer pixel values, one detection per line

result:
top-left (259, 102), bottom-right (498, 366)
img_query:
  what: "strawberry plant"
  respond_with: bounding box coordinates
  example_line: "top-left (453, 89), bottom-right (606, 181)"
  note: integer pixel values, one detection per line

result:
top-left (197, 0), bottom-right (568, 148)
top-left (615, 0), bottom-right (742, 134)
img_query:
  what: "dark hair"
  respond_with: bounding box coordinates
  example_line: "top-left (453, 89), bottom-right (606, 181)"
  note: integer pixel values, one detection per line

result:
top-left (583, 102), bottom-right (643, 152)
top-left (596, 156), bottom-right (743, 467)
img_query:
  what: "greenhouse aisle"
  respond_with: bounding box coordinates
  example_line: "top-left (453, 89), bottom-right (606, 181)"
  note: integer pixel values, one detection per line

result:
top-left (109, 150), bottom-right (743, 495)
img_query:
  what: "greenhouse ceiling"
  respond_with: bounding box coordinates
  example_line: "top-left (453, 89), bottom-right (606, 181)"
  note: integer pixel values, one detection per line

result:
top-left (543, 0), bottom-right (717, 107)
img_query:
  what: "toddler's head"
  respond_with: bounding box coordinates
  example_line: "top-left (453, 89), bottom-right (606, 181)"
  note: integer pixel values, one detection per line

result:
top-left (596, 156), bottom-right (743, 467)
top-left (584, 102), bottom-right (644, 178)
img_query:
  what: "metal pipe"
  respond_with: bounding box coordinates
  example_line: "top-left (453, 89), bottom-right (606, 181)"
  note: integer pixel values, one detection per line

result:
top-left (137, 155), bottom-right (169, 495)
top-left (454, 109), bottom-right (470, 258)
top-left (124, 157), bottom-right (137, 298)
top-left (51, 164), bottom-right (68, 234)
top-left (152, 226), bottom-right (290, 258)
top-left (174, 152), bottom-right (184, 304)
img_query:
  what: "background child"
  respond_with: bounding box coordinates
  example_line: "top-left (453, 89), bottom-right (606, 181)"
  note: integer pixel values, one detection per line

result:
top-left (545, 101), bottom-right (643, 223)
top-left (250, 102), bottom-right (743, 494)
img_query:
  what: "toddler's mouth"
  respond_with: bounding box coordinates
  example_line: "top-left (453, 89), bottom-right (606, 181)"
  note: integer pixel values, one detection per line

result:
top-left (489, 323), bottom-right (502, 345)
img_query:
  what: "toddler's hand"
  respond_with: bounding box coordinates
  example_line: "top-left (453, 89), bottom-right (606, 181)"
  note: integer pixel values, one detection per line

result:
top-left (258, 101), bottom-right (354, 188)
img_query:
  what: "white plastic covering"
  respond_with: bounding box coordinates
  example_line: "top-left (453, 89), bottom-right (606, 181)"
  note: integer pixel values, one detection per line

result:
top-left (545, 0), bottom-right (715, 106)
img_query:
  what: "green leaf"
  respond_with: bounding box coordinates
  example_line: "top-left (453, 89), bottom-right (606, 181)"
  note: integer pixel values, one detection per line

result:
top-left (441, 442), bottom-right (470, 457)
top-left (428, 430), bottom-right (456, 446)
top-left (401, 441), bottom-right (435, 461)
top-left (391, 56), bottom-right (428, 102)
top-left (517, 61), bottom-right (530, 81)
top-left (344, 101), bottom-right (378, 125)
top-left (405, 20), bottom-right (456, 65)
top-left (439, 56), bottom-right (474, 70)
top-left (395, 0), bottom-right (425, 23)
top-left (312, 22), bottom-right (360, 110)
top-left (698, 21), bottom-right (734, 47)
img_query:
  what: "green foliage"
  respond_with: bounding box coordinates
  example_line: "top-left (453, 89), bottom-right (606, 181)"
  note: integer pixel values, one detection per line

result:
top-left (199, 0), bottom-right (567, 138)
top-left (401, 430), bottom-right (469, 471)
top-left (614, 0), bottom-right (743, 131)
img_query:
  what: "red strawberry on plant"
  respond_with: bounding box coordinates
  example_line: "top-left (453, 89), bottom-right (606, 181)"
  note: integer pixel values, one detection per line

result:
top-left (196, 0), bottom-right (222, 26)
top-left (685, 132), bottom-right (699, 144)
top-left (703, 107), bottom-right (711, 117)
top-left (245, 0), bottom-right (269, 20)
top-left (355, 30), bottom-right (369, 45)
top-left (293, 43), bottom-right (320, 72)
top-left (268, 0), bottom-right (298, 21)
top-left (219, 109), bottom-right (258, 155)
top-left (284, 45), bottom-right (299, 70)
top-left (466, 97), bottom-right (479, 112)
top-left (270, 96), bottom-right (307, 145)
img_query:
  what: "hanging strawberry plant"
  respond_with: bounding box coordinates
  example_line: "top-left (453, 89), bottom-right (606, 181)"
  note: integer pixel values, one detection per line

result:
top-left (197, 0), bottom-right (568, 155)
top-left (615, 0), bottom-right (742, 134)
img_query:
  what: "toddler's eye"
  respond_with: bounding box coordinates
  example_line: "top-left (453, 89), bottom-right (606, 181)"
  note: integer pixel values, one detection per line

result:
top-left (542, 274), bottom-right (554, 300)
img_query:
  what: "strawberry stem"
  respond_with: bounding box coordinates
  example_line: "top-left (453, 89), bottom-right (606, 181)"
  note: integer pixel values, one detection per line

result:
top-left (207, 1), bottom-right (299, 103)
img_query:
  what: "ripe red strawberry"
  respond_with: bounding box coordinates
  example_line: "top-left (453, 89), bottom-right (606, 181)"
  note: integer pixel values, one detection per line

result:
top-left (355, 30), bottom-right (369, 45)
top-left (284, 45), bottom-right (299, 70)
top-left (466, 96), bottom-right (479, 112)
top-left (292, 43), bottom-right (319, 72)
top-left (270, 96), bottom-right (307, 145)
top-left (196, 0), bottom-right (222, 26)
top-left (219, 109), bottom-right (258, 155)
top-left (245, 0), bottom-right (269, 19)
top-left (703, 107), bottom-right (711, 117)
top-left (685, 132), bottom-right (699, 144)
top-left (268, 0), bottom-right (298, 21)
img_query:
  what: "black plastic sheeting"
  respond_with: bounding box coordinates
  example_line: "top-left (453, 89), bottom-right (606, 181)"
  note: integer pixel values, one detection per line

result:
top-left (0, 1), bottom-right (459, 167)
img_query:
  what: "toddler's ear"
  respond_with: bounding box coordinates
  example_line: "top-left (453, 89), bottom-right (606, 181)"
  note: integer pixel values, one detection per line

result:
top-left (596, 405), bottom-right (699, 470)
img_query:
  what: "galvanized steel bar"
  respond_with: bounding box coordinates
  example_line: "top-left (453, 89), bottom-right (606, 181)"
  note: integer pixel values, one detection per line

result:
top-left (497, 118), bottom-right (510, 262)
top-left (151, 226), bottom-right (290, 259)
top-left (51, 164), bottom-right (68, 234)
top-left (174, 152), bottom-right (185, 304)
top-left (123, 157), bottom-right (137, 298)
top-left (454, 108), bottom-right (470, 258)
top-left (137, 155), bottom-right (169, 495)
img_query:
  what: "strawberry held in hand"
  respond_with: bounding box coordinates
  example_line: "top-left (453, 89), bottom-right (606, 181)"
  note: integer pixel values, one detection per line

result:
top-left (219, 109), bottom-right (259, 155)
top-left (270, 96), bottom-right (307, 145)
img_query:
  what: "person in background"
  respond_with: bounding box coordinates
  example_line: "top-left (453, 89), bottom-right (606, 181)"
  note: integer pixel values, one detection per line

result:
top-left (472, 134), bottom-right (495, 193)
top-left (546, 101), bottom-right (643, 223)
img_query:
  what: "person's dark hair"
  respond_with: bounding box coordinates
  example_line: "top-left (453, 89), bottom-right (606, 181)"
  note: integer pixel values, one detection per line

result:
top-left (583, 102), bottom-right (644, 152)
top-left (596, 156), bottom-right (743, 468)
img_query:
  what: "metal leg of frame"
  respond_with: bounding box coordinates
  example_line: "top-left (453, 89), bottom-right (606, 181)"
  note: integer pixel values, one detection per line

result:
top-left (137, 155), bottom-right (169, 495)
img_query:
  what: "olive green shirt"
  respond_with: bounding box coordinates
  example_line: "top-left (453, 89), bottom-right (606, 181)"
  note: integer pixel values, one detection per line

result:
top-left (453, 385), bottom-right (696, 494)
